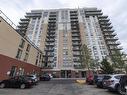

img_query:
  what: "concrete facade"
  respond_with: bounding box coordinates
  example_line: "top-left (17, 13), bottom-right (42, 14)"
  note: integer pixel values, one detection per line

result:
top-left (0, 8), bottom-right (123, 78)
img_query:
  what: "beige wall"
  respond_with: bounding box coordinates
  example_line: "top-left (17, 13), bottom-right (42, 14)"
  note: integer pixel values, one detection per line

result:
top-left (39, 24), bottom-right (48, 52)
top-left (58, 30), bottom-right (63, 69)
top-left (0, 17), bottom-right (20, 58)
top-left (0, 17), bottom-right (42, 67)
top-left (58, 30), bottom-right (73, 69)
top-left (79, 23), bottom-right (87, 45)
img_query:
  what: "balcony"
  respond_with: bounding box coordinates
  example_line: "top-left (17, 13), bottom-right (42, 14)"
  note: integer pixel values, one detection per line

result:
top-left (102, 29), bottom-right (114, 33)
top-left (17, 28), bottom-right (27, 31)
top-left (72, 42), bottom-right (81, 46)
top-left (46, 35), bottom-right (55, 39)
top-left (46, 38), bottom-right (55, 42)
top-left (50, 12), bottom-right (57, 14)
top-left (98, 15), bottom-right (108, 19)
top-left (44, 48), bottom-right (54, 52)
top-left (48, 27), bottom-right (56, 31)
top-left (105, 37), bottom-right (118, 41)
top-left (73, 52), bottom-right (81, 56)
top-left (70, 19), bottom-right (78, 22)
top-left (103, 33), bottom-right (116, 37)
top-left (101, 25), bottom-right (113, 29)
top-left (48, 20), bottom-right (56, 23)
top-left (74, 65), bottom-right (85, 69)
top-left (70, 11), bottom-right (78, 14)
top-left (117, 46), bottom-right (123, 50)
top-left (71, 26), bottom-right (79, 30)
top-left (72, 38), bottom-right (81, 41)
top-left (45, 43), bottom-right (55, 46)
top-left (107, 42), bottom-right (120, 45)
top-left (70, 14), bottom-right (78, 16)
top-left (110, 46), bottom-right (123, 50)
top-left (74, 64), bottom-right (85, 69)
top-left (47, 31), bottom-right (55, 35)
top-left (71, 22), bottom-right (79, 26)
top-left (73, 48), bottom-right (81, 51)
top-left (17, 25), bottom-right (28, 28)
top-left (99, 18), bottom-right (110, 22)
top-left (100, 22), bottom-right (111, 26)
top-left (44, 54), bottom-right (54, 57)
top-left (49, 18), bottom-right (57, 20)
top-left (73, 59), bottom-right (80, 62)
top-left (72, 34), bottom-right (80, 37)
top-left (48, 24), bottom-right (56, 27)
top-left (20, 18), bottom-right (29, 21)
top-left (72, 30), bottom-right (80, 33)
top-left (49, 15), bottom-right (57, 17)
top-left (85, 10), bottom-right (102, 12)
top-left (70, 16), bottom-right (78, 19)
top-left (25, 13), bottom-right (41, 17)
top-left (19, 21), bottom-right (29, 25)
top-left (85, 12), bottom-right (103, 16)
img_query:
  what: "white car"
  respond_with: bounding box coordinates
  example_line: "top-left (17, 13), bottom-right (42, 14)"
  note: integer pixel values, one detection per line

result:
top-left (26, 75), bottom-right (39, 84)
top-left (48, 74), bottom-right (53, 79)
top-left (103, 74), bottom-right (125, 91)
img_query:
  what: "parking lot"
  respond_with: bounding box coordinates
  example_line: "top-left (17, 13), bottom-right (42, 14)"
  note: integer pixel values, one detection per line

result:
top-left (0, 79), bottom-right (119, 95)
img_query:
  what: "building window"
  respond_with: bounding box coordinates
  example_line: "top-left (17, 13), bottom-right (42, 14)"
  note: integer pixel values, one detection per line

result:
top-left (16, 49), bottom-right (22, 59)
top-left (35, 59), bottom-right (38, 65)
top-left (18, 68), bottom-right (24, 75)
top-left (26, 44), bottom-right (31, 52)
top-left (43, 12), bottom-right (48, 17)
top-left (19, 39), bottom-right (25, 48)
top-left (9, 66), bottom-right (17, 77)
top-left (24, 53), bottom-right (29, 62)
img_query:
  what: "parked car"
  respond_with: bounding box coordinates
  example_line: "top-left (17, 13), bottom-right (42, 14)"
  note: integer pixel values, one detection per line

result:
top-left (93, 74), bottom-right (98, 84)
top-left (96, 74), bottom-right (108, 88)
top-left (0, 76), bottom-right (33, 89)
top-left (94, 74), bottom-right (105, 84)
top-left (86, 75), bottom-right (94, 85)
top-left (103, 74), bottom-right (124, 91)
top-left (48, 73), bottom-right (53, 79)
top-left (117, 75), bottom-right (127, 95)
top-left (25, 74), bottom-right (39, 84)
top-left (40, 74), bottom-right (51, 81)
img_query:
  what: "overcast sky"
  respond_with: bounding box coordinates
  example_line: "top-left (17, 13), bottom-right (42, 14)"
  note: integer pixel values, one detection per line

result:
top-left (0, 0), bottom-right (127, 53)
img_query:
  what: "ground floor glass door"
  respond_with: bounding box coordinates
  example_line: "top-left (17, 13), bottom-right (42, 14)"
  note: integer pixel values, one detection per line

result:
top-left (61, 70), bottom-right (71, 78)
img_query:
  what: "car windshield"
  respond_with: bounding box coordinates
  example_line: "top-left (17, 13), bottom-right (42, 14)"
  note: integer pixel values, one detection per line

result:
top-left (27, 75), bottom-right (33, 77)
top-left (96, 75), bottom-right (105, 79)
top-left (114, 75), bottom-right (122, 79)
top-left (103, 75), bottom-right (111, 80)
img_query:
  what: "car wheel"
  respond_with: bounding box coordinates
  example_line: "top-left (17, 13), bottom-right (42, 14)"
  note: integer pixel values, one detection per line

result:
top-left (117, 85), bottom-right (125, 95)
top-left (0, 83), bottom-right (5, 88)
top-left (20, 84), bottom-right (26, 89)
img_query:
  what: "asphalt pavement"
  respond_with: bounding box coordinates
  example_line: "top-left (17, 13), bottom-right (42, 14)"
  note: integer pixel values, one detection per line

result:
top-left (0, 79), bottom-right (119, 95)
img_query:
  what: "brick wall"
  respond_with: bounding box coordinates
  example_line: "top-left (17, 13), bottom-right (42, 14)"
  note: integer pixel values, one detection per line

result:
top-left (0, 54), bottom-right (41, 80)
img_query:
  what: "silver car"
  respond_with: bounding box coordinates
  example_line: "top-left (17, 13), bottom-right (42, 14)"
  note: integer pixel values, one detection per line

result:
top-left (26, 75), bottom-right (39, 84)
top-left (103, 74), bottom-right (125, 91)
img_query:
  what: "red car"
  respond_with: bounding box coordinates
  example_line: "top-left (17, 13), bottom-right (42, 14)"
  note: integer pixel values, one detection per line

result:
top-left (86, 75), bottom-right (94, 85)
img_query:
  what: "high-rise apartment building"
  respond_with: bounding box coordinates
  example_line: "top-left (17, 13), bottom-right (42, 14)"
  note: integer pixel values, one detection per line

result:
top-left (17, 8), bottom-right (122, 78)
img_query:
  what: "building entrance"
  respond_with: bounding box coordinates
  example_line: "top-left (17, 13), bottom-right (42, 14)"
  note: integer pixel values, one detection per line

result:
top-left (61, 70), bottom-right (71, 78)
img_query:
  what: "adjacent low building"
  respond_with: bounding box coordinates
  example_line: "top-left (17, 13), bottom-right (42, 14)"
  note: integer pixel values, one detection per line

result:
top-left (0, 11), bottom-right (43, 80)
